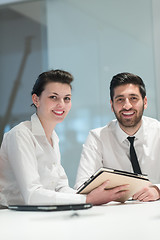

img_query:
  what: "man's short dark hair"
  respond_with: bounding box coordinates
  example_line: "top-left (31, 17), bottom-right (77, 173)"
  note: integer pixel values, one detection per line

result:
top-left (110, 72), bottom-right (146, 101)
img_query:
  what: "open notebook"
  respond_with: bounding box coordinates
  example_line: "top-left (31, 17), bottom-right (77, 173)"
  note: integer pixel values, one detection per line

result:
top-left (77, 167), bottom-right (151, 202)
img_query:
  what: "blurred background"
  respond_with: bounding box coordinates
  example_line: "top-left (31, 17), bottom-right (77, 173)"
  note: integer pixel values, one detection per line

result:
top-left (0, 0), bottom-right (160, 187)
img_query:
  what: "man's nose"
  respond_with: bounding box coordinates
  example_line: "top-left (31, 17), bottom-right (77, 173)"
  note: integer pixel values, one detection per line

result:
top-left (123, 98), bottom-right (132, 110)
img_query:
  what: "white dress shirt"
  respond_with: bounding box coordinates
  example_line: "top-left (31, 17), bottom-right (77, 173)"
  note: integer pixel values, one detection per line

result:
top-left (0, 113), bottom-right (86, 206)
top-left (75, 116), bottom-right (160, 189)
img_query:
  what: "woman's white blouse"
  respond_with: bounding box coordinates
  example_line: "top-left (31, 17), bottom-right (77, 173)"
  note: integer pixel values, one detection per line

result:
top-left (0, 113), bottom-right (86, 206)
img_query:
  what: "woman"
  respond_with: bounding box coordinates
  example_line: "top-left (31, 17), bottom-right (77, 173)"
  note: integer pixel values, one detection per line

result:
top-left (0, 69), bottom-right (127, 206)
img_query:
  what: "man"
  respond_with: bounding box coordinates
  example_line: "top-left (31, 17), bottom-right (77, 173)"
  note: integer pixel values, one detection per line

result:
top-left (75, 72), bottom-right (160, 202)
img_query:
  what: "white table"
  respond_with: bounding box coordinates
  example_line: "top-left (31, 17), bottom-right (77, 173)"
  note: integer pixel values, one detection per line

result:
top-left (1, 200), bottom-right (160, 240)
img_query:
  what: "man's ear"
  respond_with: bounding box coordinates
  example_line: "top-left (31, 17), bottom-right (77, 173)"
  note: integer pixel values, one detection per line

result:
top-left (144, 96), bottom-right (147, 110)
top-left (110, 99), bottom-right (114, 112)
top-left (32, 94), bottom-right (39, 108)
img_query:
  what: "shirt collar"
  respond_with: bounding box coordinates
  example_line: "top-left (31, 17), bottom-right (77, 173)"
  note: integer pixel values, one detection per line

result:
top-left (115, 117), bottom-right (145, 144)
top-left (31, 113), bottom-right (45, 136)
top-left (115, 121), bottom-right (128, 143)
top-left (31, 113), bottom-right (59, 143)
top-left (134, 119), bottom-right (144, 143)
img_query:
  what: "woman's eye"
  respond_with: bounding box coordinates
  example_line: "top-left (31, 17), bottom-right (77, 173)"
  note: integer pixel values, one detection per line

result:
top-left (50, 96), bottom-right (57, 100)
top-left (64, 97), bottom-right (71, 102)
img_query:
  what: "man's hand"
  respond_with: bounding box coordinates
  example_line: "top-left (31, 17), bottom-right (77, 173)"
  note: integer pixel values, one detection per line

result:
top-left (86, 180), bottom-right (129, 205)
top-left (132, 185), bottom-right (160, 202)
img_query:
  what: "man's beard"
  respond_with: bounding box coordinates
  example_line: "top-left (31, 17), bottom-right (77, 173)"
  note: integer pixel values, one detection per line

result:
top-left (112, 105), bottom-right (144, 129)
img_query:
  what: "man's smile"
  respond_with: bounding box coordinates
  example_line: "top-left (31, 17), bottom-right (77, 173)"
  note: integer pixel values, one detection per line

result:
top-left (121, 110), bottom-right (135, 118)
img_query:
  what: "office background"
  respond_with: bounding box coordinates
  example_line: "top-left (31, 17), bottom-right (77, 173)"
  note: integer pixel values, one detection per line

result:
top-left (0, 0), bottom-right (160, 187)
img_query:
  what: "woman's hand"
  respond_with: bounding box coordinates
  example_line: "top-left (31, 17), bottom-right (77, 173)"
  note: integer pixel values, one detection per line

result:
top-left (86, 180), bottom-right (129, 205)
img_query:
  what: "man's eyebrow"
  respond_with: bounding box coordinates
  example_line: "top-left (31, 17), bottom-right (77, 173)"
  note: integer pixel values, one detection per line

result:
top-left (114, 94), bottom-right (124, 99)
top-left (114, 93), bottom-right (139, 99)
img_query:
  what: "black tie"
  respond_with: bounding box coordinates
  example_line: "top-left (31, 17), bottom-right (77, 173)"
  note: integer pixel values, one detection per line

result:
top-left (127, 136), bottom-right (142, 174)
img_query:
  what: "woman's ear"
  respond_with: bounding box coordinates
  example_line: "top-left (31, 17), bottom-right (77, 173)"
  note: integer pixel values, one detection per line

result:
top-left (32, 94), bottom-right (39, 108)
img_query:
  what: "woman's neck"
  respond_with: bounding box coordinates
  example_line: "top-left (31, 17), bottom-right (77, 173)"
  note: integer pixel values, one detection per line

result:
top-left (43, 123), bottom-right (55, 146)
top-left (37, 114), bottom-right (56, 146)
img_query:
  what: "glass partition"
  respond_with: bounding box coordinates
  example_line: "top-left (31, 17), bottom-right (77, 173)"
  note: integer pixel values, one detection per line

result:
top-left (46, 0), bottom-right (157, 186)
top-left (0, 0), bottom-right (47, 143)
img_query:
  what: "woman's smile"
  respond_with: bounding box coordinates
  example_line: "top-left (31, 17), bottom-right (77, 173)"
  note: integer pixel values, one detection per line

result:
top-left (53, 110), bottom-right (65, 116)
